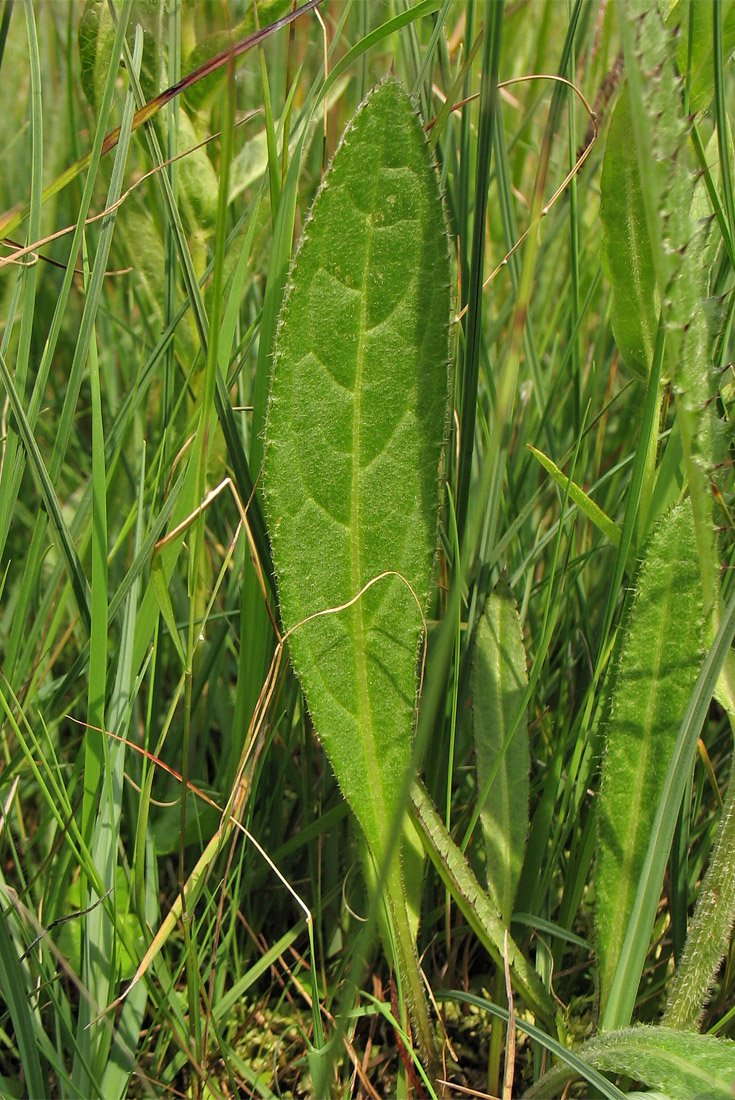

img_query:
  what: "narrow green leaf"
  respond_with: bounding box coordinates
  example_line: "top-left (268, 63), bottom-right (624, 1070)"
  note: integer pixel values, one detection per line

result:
top-left (596, 503), bottom-right (704, 1019)
top-left (436, 991), bottom-right (624, 1100)
top-left (527, 1026), bottom-right (735, 1100)
top-left (600, 83), bottom-right (659, 379)
top-left (471, 575), bottom-right (529, 923)
top-left (0, 347), bottom-right (91, 634)
top-left (528, 445), bottom-right (620, 547)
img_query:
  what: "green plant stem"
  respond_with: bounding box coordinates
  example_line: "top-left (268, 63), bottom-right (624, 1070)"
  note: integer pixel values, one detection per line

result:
top-left (385, 858), bottom-right (444, 1093)
top-left (411, 779), bottom-right (557, 1029)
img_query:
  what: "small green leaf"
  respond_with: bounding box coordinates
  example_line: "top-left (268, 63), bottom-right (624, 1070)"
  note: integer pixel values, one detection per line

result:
top-left (600, 83), bottom-right (659, 379)
top-left (471, 575), bottom-right (529, 923)
top-left (595, 503), bottom-right (704, 1018)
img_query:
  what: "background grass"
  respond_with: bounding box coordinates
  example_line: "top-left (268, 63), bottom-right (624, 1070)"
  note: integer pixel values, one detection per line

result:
top-left (0, 1), bottom-right (733, 1097)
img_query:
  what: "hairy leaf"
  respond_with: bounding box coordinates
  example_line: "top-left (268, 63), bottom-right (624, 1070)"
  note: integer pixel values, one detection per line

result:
top-left (265, 77), bottom-right (450, 857)
top-left (471, 575), bottom-right (529, 923)
top-left (595, 504), bottom-right (703, 1017)
top-left (263, 81), bottom-right (450, 1066)
top-left (525, 1026), bottom-right (735, 1100)
top-left (600, 83), bottom-right (659, 380)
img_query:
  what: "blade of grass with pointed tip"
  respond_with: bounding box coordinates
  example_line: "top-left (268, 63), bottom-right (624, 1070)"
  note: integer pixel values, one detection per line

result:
top-left (528, 445), bottom-right (620, 546)
top-left (75, 28), bottom-right (145, 1097)
top-left (0, 905), bottom-right (46, 1100)
top-left (0, 348), bottom-right (91, 634)
top-left (264, 77), bottom-right (451, 1071)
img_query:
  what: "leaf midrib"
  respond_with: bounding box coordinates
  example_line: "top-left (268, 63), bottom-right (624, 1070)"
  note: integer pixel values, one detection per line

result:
top-left (617, 558), bottom-right (678, 905)
top-left (351, 122), bottom-right (388, 848)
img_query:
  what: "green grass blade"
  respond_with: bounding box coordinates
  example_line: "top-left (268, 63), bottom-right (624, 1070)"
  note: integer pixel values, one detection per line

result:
top-left (714, 0), bottom-right (735, 252)
top-left (436, 990), bottom-right (625, 1100)
top-left (0, 905), bottom-right (46, 1100)
top-left (319, 0), bottom-right (443, 106)
top-left (528, 445), bottom-right (620, 547)
top-left (0, 0), bottom-right (132, 579)
top-left (116, 30), bottom-right (271, 581)
top-left (5, 0), bottom-right (43, 550)
top-left (455, 0), bottom-right (503, 540)
top-left (99, 449), bottom-right (149, 1100)
top-left (75, 26), bottom-right (144, 1096)
top-left (0, 346), bottom-right (92, 633)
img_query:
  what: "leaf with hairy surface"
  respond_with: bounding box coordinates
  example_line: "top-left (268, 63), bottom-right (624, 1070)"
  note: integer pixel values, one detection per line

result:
top-left (264, 76), bottom-right (451, 1073)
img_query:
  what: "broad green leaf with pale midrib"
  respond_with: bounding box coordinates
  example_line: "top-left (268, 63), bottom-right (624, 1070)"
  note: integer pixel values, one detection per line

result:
top-left (264, 77), bottom-right (451, 864)
top-left (595, 503), bottom-right (703, 1020)
top-left (472, 574), bottom-right (530, 924)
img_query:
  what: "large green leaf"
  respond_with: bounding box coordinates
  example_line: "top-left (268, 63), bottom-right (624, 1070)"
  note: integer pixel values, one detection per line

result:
top-left (595, 503), bottom-right (703, 1019)
top-left (264, 77), bottom-right (451, 863)
top-left (471, 575), bottom-right (529, 924)
top-left (264, 78), bottom-right (450, 1070)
